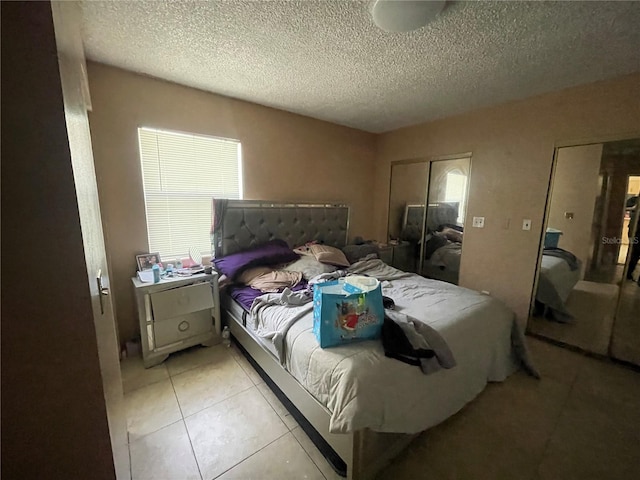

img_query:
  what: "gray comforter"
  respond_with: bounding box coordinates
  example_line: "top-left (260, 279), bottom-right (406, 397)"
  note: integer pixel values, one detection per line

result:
top-left (251, 258), bottom-right (536, 434)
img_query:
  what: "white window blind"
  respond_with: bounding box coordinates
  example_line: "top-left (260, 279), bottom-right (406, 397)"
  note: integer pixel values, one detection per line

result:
top-left (138, 127), bottom-right (242, 259)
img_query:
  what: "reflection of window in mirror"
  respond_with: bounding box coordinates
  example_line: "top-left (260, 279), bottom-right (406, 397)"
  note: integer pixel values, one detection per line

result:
top-left (444, 171), bottom-right (467, 224)
top-left (427, 158), bottom-right (470, 229)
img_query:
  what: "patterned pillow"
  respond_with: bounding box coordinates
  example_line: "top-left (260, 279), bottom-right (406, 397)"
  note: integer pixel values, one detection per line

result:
top-left (309, 244), bottom-right (350, 267)
top-left (281, 256), bottom-right (337, 280)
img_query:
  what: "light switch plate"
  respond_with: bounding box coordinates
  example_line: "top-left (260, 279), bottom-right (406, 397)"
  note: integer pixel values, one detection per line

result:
top-left (522, 219), bottom-right (532, 230)
top-left (472, 216), bottom-right (485, 228)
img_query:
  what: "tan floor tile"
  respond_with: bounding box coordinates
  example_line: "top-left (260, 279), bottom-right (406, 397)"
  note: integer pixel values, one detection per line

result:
top-left (537, 389), bottom-right (640, 480)
top-left (217, 432), bottom-right (325, 480)
top-left (378, 409), bottom-right (540, 480)
top-left (120, 355), bottom-right (169, 394)
top-left (379, 372), bottom-right (567, 480)
top-left (374, 431), bottom-right (442, 480)
top-left (171, 356), bottom-right (253, 416)
top-left (417, 417), bottom-right (540, 480)
top-left (185, 387), bottom-right (289, 480)
top-left (526, 337), bottom-right (590, 386)
top-left (125, 378), bottom-right (182, 441)
top-left (130, 421), bottom-right (200, 480)
top-left (291, 426), bottom-right (343, 480)
top-left (573, 357), bottom-right (640, 410)
top-left (229, 344), bottom-right (264, 385)
top-left (611, 280), bottom-right (640, 365)
top-left (257, 382), bottom-right (298, 430)
top-left (463, 372), bottom-right (571, 449)
top-left (166, 343), bottom-right (232, 377)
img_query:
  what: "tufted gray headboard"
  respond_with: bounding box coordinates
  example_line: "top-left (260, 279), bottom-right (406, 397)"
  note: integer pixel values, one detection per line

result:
top-left (212, 200), bottom-right (350, 257)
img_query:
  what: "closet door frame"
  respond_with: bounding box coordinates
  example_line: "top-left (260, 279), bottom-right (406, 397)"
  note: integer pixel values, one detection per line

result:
top-left (388, 152), bottom-right (472, 276)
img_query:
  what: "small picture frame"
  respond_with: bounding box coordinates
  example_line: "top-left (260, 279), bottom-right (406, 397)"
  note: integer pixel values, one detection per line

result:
top-left (136, 253), bottom-right (162, 271)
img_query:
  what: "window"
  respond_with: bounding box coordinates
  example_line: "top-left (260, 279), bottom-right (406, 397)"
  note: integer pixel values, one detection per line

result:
top-left (444, 172), bottom-right (467, 224)
top-left (138, 127), bottom-right (242, 259)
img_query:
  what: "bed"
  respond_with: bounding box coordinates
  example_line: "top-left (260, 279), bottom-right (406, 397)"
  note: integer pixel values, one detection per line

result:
top-left (213, 200), bottom-right (535, 480)
top-left (534, 250), bottom-right (582, 322)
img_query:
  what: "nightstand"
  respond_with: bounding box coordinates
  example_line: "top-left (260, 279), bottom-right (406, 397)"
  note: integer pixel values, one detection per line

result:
top-left (377, 245), bottom-right (394, 265)
top-left (378, 242), bottom-right (417, 272)
top-left (132, 273), bottom-right (221, 368)
top-left (390, 242), bottom-right (417, 272)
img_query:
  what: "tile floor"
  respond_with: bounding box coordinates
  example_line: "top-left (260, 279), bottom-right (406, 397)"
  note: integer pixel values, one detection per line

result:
top-left (122, 337), bottom-right (640, 480)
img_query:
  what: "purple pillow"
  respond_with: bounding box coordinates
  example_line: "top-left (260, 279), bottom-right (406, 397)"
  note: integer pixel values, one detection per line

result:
top-left (213, 239), bottom-right (298, 280)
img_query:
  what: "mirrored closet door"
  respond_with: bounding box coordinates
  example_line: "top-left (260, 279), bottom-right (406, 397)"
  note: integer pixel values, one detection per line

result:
top-left (388, 160), bottom-right (429, 273)
top-left (387, 155), bottom-right (471, 284)
top-left (528, 138), bottom-right (640, 367)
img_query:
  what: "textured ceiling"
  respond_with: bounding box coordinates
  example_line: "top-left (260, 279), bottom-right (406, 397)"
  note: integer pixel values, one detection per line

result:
top-left (81, 1), bottom-right (640, 133)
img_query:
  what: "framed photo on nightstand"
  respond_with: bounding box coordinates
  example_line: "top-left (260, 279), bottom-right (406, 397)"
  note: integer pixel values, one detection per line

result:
top-left (136, 252), bottom-right (162, 271)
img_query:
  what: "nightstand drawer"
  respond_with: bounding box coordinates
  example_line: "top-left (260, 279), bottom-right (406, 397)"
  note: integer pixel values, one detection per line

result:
top-left (133, 272), bottom-right (220, 367)
top-left (150, 282), bottom-right (214, 321)
top-left (154, 310), bottom-right (212, 348)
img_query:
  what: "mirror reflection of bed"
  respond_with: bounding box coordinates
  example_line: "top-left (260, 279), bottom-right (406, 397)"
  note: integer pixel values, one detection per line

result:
top-left (403, 203), bottom-right (464, 284)
top-left (388, 155), bottom-right (470, 285)
top-left (528, 138), bottom-right (640, 366)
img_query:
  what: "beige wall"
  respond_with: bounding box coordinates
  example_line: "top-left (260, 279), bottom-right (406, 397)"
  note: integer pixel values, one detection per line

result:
top-left (87, 63), bottom-right (376, 342)
top-left (88, 60), bottom-right (640, 339)
top-left (375, 73), bottom-right (640, 326)
top-left (548, 144), bottom-right (603, 279)
top-left (1, 2), bottom-right (115, 477)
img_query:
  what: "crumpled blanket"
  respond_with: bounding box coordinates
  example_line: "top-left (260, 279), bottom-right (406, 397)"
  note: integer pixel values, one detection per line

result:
top-left (251, 288), bottom-right (313, 363)
top-left (250, 259), bottom-right (401, 362)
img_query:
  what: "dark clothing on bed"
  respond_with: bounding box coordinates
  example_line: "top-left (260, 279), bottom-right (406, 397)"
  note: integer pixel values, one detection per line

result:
top-left (543, 247), bottom-right (579, 271)
top-left (382, 317), bottom-right (435, 367)
top-left (383, 310), bottom-right (457, 375)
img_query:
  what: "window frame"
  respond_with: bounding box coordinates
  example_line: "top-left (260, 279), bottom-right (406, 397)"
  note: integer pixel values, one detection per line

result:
top-left (137, 126), bottom-right (243, 259)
